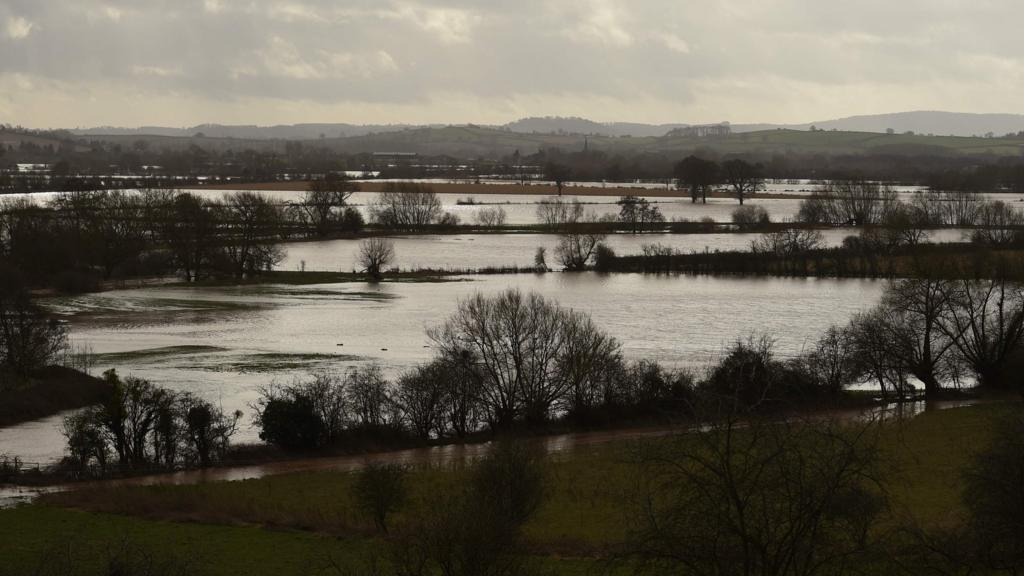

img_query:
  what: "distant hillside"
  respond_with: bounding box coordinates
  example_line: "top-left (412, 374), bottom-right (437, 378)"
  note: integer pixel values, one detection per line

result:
top-left (65, 111), bottom-right (1024, 142)
top-left (734, 111), bottom-right (1024, 138)
top-left (502, 117), bottom-right (688, 137)
top-left (57, 126), bottom-right (1024, 160)
top-left (72, 123), bottom-right (427, 140)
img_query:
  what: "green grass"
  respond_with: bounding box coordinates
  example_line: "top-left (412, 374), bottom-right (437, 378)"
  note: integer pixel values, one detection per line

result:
top-left (3, 402), bottom-right (1017, 575)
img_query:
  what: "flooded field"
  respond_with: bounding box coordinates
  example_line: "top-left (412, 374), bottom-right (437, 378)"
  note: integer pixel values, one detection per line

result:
top-left (279, 228), bottom-right (965, 272)
top-left (0, 273), bottom-right (883, 463)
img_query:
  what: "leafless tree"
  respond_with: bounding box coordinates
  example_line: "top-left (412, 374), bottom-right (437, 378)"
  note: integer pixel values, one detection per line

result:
top-left (345, 364), bottom-right (396, 428)
top-left (876, 278), bottom-right (960, 397)
top-left (802, 325), bottom-right (858, 394)
top-left (535, 196), bottom-right (584, 231)
top-left (618, 196), bottom-right (665, 234)
top-left (674, 156), bottom-right (719, 204)
top-left (798, 180), bottom-right (899, 225)
top-left (971, 200), bottom-right (1024, 246)
top-left (845, 310), bottom-right (913, 400)
top-left (623, 417), bottom-right (886, 576)
top-left (428, 289), bottom-right (621, 427)
top-left (939, 278), bottom-right (1024, 390)
top-left (722, 158), bottom-right (766, 205)
top-left (370, 182), bottom-right (442, 229)
top-left (751, 228), bottom-right (824, 256)
top-left (298, 173), bottom-right (358, 237)
top-left (395, 361), bottom-right (447, 439)
top-left (475, 206), bottom-right (507, 227)
top-left (556, 229), bottom-right (607, 270)
top-left (221, 191), bottom-right (285, 278)
top-left (357, 237), bottom-right (395, 280)
top-left (0, 276), bottom-right (66, 382)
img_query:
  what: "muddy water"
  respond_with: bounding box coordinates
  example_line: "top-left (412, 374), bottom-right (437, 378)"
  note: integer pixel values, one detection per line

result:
top-left (0, 397), bottom-right (985, 508)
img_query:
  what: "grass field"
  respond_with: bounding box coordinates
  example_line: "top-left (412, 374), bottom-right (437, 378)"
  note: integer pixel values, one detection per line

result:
top-left (0, 402), bottom-right (1015, 575)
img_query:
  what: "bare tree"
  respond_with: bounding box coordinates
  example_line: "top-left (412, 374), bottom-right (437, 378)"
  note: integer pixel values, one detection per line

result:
top-left (623, 417), bottom-right (886, 576)
top-left (535, 197), bottom-right (584, 231)
top-left (751, 228), bottom-right (824, 256)
top-left (544, 161), bottom-right (571, 196)
top-left (971, 200), bottom-right (1024, 246)
top-left (555, 230), bottom-right (607, 270)
top-left (475, 206), bottom-right (507, 227)
top-left (370, 182), bottom-right (442, 229)
top-left (395, 361), bottom-right (447, 439)
top-left (721, 158), bottom-right (766, 205)
top-left (353, 463), bottom-right (407, 534)
top-left (0, 275), bottom-right (67, 382)
top-left (618, 196), bottom-right (665, 233)
top-left (428, 289), bottom-right (621, 427)
top-left (221, 191), bottom-right (285, 278)
top-left (674, 156), bottom-right (719, 204)
top-left (357, 237), bottom-right (395, 281)
top-left (298, 173), bottom-right (358, 237)
top-left (876, 278), bottom-right (959, 397)
top-left (939, 278), bottom-right (1024, 390)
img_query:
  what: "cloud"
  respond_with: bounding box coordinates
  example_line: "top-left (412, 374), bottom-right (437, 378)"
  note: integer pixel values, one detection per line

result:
top-left (559, 0), bottom-right (633, 47)
top-left (2, 0), bottom-right (1024, 127)
top-left (655, 31), bottom-right (690, 54)
top-left (382, 3), bottom-right (481, 45)
top-left (5, 16), bottom-right (35, 40)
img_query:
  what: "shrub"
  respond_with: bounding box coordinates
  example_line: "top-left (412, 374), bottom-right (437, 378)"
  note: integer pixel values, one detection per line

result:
top-left (731, 205), bottom-right (770, 227)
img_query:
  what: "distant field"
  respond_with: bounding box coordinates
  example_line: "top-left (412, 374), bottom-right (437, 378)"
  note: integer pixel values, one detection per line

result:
top-left (0, 401), bottom-right (1011, 575)
top-left (47, 126), bottom-right (1024, 158)
top-left (197, 180), bottom-right (808, 199)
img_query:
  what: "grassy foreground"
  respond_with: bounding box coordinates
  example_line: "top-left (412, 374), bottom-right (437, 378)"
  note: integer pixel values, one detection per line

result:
top-left (0, 402), bottom-right (1015, 575)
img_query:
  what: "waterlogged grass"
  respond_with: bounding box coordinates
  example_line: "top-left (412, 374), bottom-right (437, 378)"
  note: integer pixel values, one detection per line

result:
top-left (200, 353), bottom-right (366, 373)
top-left (93, 345), bottom-right (229, 365)
top-left (94, 346), bottom-right (366, 374)
top-left (6, 402), bottom-right (1016, 574)
top-left (179, 270), bottom-right (472, 287)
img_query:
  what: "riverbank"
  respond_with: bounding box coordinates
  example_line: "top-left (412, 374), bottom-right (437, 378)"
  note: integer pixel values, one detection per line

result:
top-left (0, 367), bottom-right (110, 428)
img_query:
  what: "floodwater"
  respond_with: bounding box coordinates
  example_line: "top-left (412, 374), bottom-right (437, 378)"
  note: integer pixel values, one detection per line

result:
top-left (279, 228), bottom-right (966, 272)
top-left (12, 181), bottom-right (1013, 227)
top-left (0, 396), bottom-right (984, 508)
top-left (0, 273), bottom-right (884, 464)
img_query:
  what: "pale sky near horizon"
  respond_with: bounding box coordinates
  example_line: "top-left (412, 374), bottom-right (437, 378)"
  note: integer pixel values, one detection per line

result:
top-left (1, 0), bottom-right (1022, 128)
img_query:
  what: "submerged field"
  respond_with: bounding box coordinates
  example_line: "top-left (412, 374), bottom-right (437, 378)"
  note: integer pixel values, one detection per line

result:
top-left (0, 401), bottom-right (1013, 575)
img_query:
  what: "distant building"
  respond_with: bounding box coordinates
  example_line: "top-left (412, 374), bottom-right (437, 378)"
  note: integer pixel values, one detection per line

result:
top-left (667, 124), bottom-right (732, 138)
top-left (16, 163), bottom-right (51, 173)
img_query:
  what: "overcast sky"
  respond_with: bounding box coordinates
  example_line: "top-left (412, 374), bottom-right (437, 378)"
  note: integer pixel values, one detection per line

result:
top-left (2, 0), bottom-right (1022, 128)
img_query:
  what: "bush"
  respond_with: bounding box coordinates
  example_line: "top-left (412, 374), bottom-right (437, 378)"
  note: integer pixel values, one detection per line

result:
top-left (258, 396), bottom-right (323, 450)
top-left (594, 243), bottom-right (617, 272)
top-left (354, 463), bottom-right (408, 534)
top-left (702, 335), bottom-right (816, 408)
top-left (731, 205), bottom-right (770, 227)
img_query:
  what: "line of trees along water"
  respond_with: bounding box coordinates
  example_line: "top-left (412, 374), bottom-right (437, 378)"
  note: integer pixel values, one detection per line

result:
top-left (47, 275), bottom-right (1023, 479)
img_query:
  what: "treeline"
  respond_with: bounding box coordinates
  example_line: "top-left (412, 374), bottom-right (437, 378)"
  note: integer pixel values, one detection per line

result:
top-left (61, 370), bottom-right (241, 476)
top-left (6, 126), bottom-right (1024, 192)
top-left (0, 179), bottom-right (477, 292)
top-left (0, 268), bottom-right (67, 387)
top-left (246, 282), bottom-right (1023, 456)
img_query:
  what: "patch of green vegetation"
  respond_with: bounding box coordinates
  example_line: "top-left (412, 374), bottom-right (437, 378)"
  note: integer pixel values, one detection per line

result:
top-left (14, 402), bottom-right (1017, 574)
